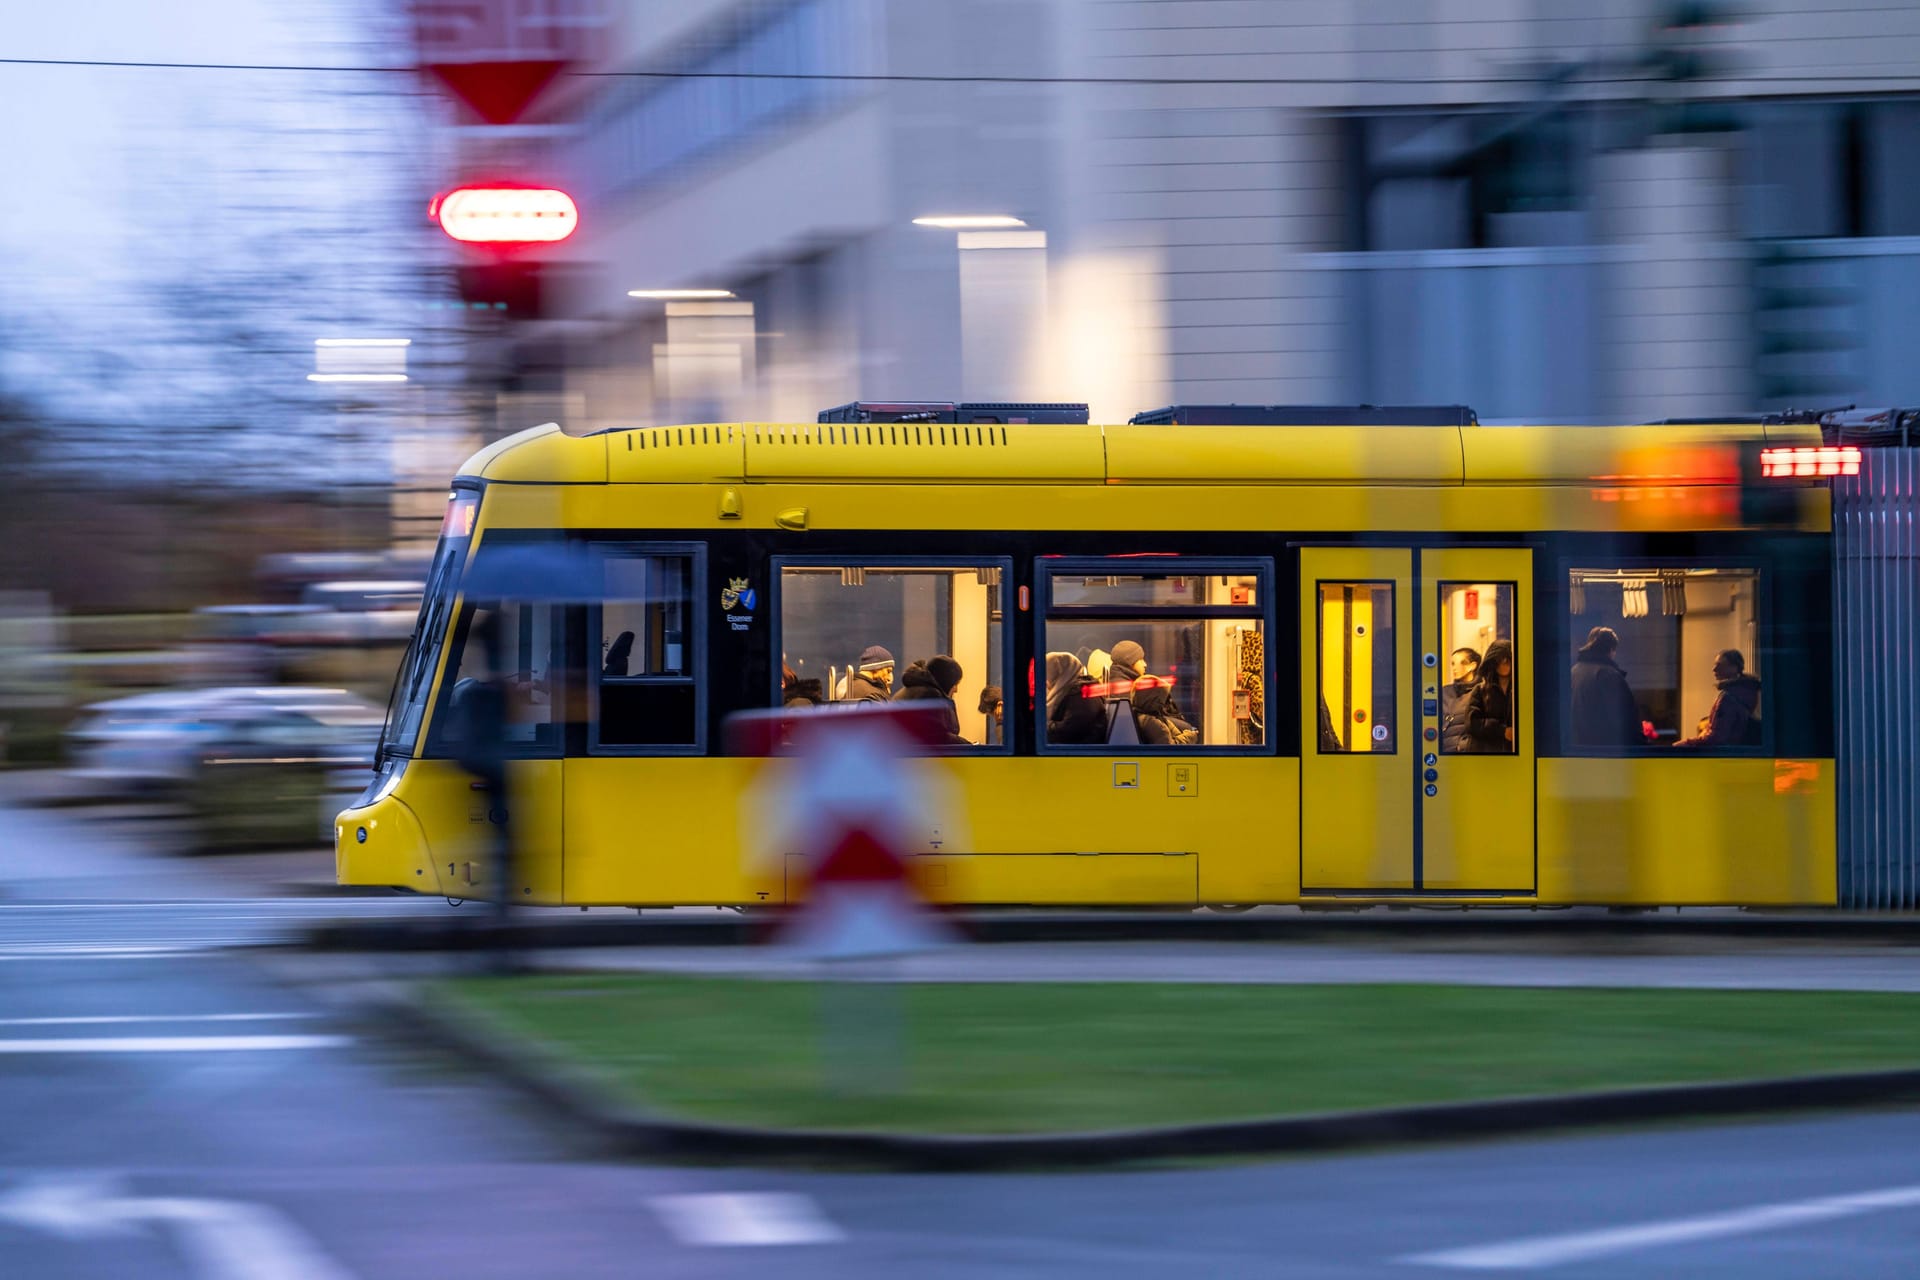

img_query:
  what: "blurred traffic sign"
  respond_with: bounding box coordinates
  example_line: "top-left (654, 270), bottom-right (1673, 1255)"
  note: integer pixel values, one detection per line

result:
top-left (415, 0), bottom-right (606, 125)
top-left (728, 704), bottom-right (957, 960)
top-left (424, 61), bottom-right (566, 127)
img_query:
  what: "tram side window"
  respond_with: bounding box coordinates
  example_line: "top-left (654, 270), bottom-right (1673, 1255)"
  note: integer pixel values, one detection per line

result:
top-left (778, 563), bottom-right (1005, 747)
top-left (1566, 567), bottom-right (1761, 751)
top-left (1438, 582), bottom-right (1517, 755)
top-left (1044, 566), bottom-right (1266, 749)
top-left (432, 599), bottom-right (564, 756)
top-left (596, 552), bottom-right (698, 749)
top-left (1317, 582), bottom-right (1395, 753)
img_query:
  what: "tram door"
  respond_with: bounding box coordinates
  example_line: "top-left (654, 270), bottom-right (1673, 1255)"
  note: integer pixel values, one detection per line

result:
top-left (1299, 547), bottom-right (1536, 894)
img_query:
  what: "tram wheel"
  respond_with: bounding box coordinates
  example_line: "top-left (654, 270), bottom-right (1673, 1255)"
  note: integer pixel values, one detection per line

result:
top-left (1205, 903), bottom-right (1258, 914)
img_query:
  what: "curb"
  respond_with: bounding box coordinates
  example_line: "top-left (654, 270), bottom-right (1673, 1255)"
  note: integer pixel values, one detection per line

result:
top-left (350, 980), bottom-right (1920, 1172)
top-left (296, 911), bottom-right (1920, 954)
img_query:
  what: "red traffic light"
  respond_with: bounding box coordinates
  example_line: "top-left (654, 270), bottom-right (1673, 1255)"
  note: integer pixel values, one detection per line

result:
top-left (432, 186), bottom-right (578, 245)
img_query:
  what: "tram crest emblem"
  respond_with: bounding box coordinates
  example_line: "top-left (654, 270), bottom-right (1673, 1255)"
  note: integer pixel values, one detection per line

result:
top-left (722, 577), bottom-right (756, 611)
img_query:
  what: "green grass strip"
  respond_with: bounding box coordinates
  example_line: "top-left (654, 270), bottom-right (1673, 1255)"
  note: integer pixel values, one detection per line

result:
top-left (436, 975), bottom-right (1920, 1135)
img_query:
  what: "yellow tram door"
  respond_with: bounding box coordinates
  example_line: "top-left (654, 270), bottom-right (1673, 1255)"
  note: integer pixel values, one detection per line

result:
top-left (1418, 548), bottom-right (1535, 893)
top-left (1299, 548), bottom-right (1415, 891)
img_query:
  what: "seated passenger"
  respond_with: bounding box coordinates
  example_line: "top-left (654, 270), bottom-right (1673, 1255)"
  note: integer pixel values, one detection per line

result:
top-left (1109, 640), bottom-right (1148, 689)
top-left (1132, 679), bottom-right (1198, 745)
top-left (781, 661), bottom-right (823, 708)
top-left (977, 685), bottom-right (1004, 745)
top-left (892, 655), bottom-right (970, 745)
top-left (602, 630), bottom-right (635, 678)
top-left (1674, 649), bottom-right (1762, 748)
top-left (842, 646), bottom-right (895, 702)
top-left (1045, 651), bottom-right (1105, 744)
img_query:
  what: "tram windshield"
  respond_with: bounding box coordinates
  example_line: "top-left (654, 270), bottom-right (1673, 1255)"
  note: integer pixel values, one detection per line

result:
top-left (379, 492), bottom-right (478, 758)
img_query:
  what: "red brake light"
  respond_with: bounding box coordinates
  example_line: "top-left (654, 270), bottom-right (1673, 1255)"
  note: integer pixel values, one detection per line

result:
top-left (1760, 445), bottom-right (1860, 479)
top-left (434, 186), bottom-right (578, 244)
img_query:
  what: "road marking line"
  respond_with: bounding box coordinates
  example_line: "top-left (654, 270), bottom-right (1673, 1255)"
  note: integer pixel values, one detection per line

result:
top-left (0, 1013), bottom-right (319, 1027)
top-left (0, 1036), bottom-right (348, 1054)
top-left (1402, 1183), bottom-right (1920, 1270)
top-left (0, 950), bottom-right (207, 961)
top-left (650, 1193), bottom-right (845, 1247)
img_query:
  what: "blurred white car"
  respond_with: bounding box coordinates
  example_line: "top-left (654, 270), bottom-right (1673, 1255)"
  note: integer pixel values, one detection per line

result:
top-left (67, 686), bottom-right (383, 794)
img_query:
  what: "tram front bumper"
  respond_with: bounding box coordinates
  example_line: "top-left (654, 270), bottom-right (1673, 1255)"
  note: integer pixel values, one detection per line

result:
top-left (335, 793), bottom-right (440, 895)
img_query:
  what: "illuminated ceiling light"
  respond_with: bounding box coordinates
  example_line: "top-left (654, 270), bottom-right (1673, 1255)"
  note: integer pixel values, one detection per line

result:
top-left (433, 186), bottom-right (578, 244)
top-left (912, 215), bottom-right (1027, 229)
top-left (307, 373), bottom-right (410, 383)
top-left (627, 289), bottom-right (736, 300)
top-left (314, 338), bottom-right (411, 348)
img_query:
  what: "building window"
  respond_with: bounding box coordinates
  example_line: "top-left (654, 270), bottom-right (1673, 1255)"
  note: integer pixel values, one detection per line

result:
top-left (594, 548), bottom-right (701, 751)
top-left (1043, 562), bottom-right (1267, 750)
top-left (1315, 582), bottom-right (1394, 754)
top-left (1566, 566), bottom-right (1762, 752)
top-left (1438, 582), bottom-right (1517, 755)
top-left (777, 562), bottom-right (1007, 748)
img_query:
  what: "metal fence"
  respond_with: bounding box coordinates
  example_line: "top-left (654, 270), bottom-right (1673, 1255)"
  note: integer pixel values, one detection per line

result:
top-left (1834, 450), bottom-right (1920, 908)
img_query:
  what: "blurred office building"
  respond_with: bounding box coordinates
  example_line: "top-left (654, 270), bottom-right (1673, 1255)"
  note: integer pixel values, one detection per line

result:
top-left (418, 0), bottom-right (1920, 429)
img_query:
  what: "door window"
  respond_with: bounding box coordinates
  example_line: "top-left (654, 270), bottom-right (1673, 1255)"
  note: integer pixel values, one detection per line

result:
top-left (1316, 582), bottom-right (1395, 753)
top-left (1438, 582), bottom-right (1517, 755)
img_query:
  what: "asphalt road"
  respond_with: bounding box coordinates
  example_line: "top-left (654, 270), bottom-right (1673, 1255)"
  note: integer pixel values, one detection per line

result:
top-left (5, 798), bottom-right (1920, 1277)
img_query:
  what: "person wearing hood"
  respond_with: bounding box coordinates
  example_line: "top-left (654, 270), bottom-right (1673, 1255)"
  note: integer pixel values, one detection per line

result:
top-left (1045, 651), bottom-right (1105, 744)
top-left (1675, 649), bottom-right (1762, 747)
top-left (1466, 638), bottom-right (1516, 752)
top-left (1132, 678), bottom-right (1198, 745)
top-left (842, 646), bottom-right (895, 702)
top-left (892, 654), bottom-right (970, 744)
top-left (1569, 626), bottom-right (1640, 748)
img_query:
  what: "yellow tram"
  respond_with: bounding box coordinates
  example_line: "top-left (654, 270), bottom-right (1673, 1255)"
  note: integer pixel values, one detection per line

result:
top-left (337, 404), bottom-right (1840, 908)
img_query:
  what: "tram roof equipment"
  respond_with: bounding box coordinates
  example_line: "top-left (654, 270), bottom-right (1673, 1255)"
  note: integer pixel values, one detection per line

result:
top-left (818, 401), bottom-right (1090, 424)
top-left (1128, 404), bottom-right (1479, 426)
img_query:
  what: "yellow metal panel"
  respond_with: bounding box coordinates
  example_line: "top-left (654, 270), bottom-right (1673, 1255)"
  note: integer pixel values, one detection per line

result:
top-left (334, 758), bottom-right (563, 900)
top-left (1537, 758), bottom-right (1837, 905)
top-left (460, 423), bottom-right (609, 484)
top-left (1300, 548), bottom-right (1413, 890)
top-left (477, 481), bottom-right (1754, 535)
top-left (1419, 549), bottom-right (1536, 892)
top-left (914, 854), bottom-right (1196, 905)
top-left (564, 757), bottom-right (777, 905)
top-left (1105, 425), bottom-right (1463, 484)
top-left (555, 756), bottom-right (1294, 906)
top-left (604, 423), bottom-right (748, 483)
top-left (334, 793), bottom-right (438, 893)
top-left (743, 421), bottom-right (1106, 483)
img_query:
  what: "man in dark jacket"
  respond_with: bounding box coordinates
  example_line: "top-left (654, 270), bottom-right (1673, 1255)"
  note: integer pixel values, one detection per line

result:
top-left (1569, 626), bottom-right (1641, 748)
top-left (842, 645), bottom-right (895, 702)
top-left (1676, 649), bottom-right (1763, 747)
top-left (892, 655), bottom-right (970, 744)
top-left (1439, 646), bottom-right (1479, 754)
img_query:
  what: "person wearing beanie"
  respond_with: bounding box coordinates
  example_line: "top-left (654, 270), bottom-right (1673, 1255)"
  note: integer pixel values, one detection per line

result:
top-left (843, 645), bottom-right (895, 702)
top-left (1109, 640), bottom-right (1148, 681)
top-left (891, 654), bottom-right (970, 744)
